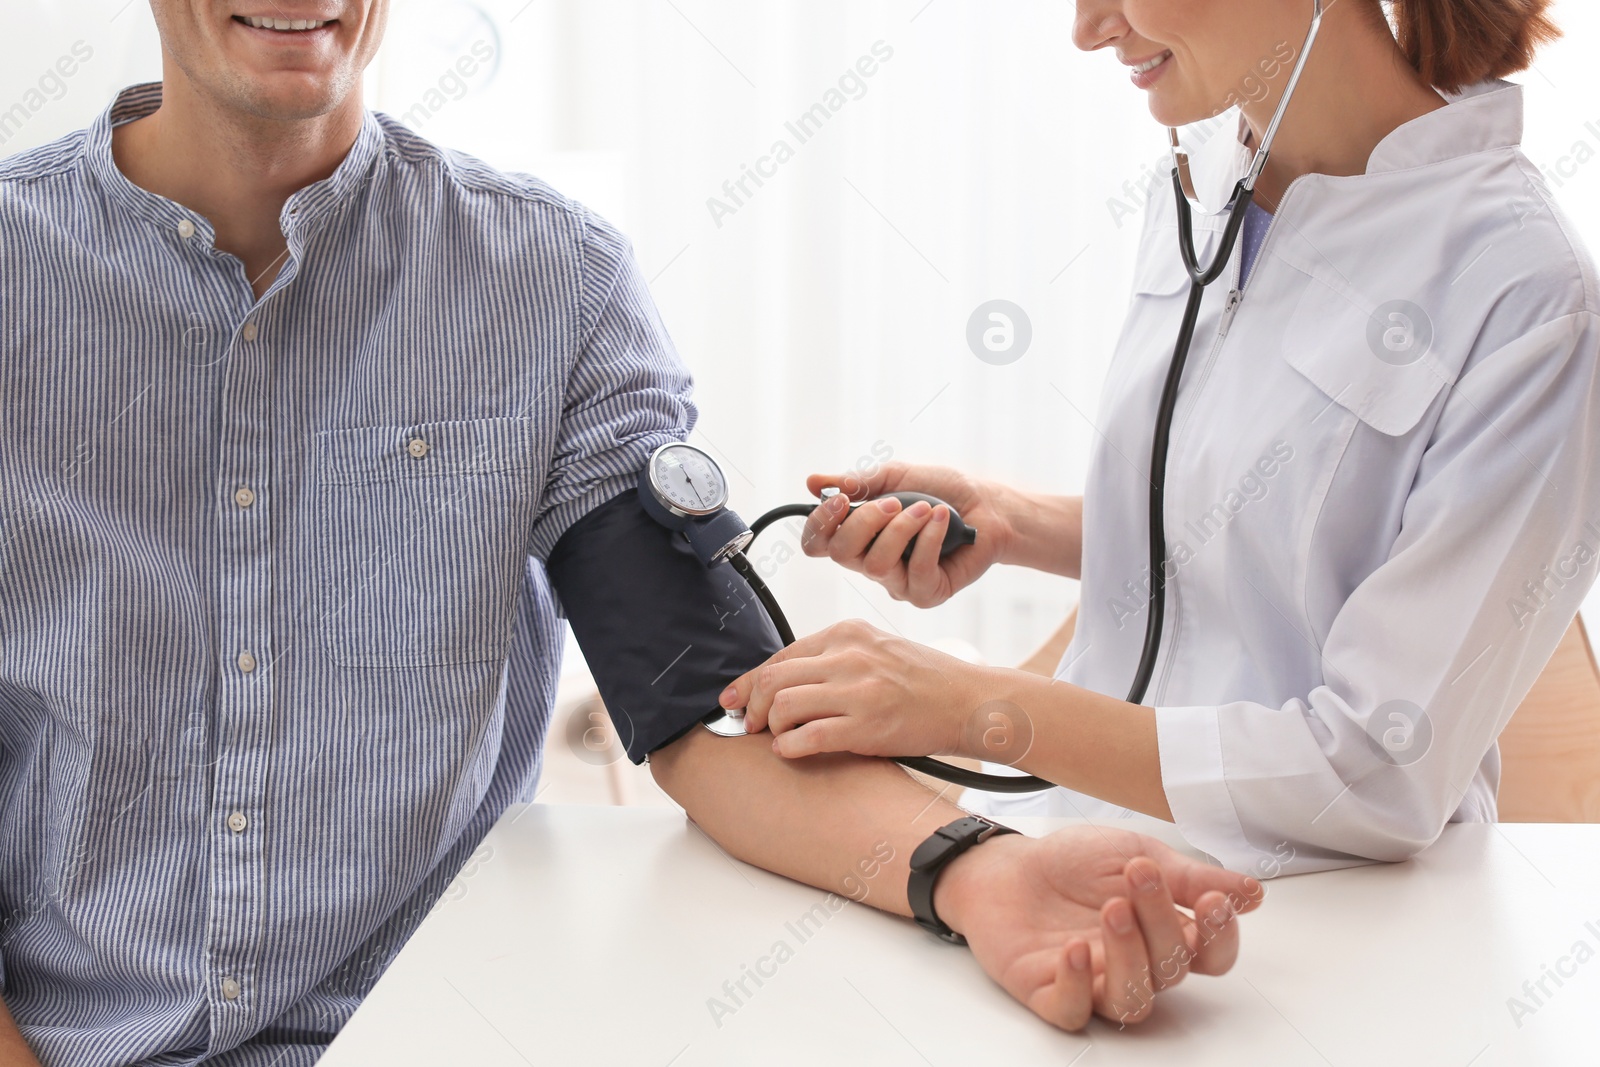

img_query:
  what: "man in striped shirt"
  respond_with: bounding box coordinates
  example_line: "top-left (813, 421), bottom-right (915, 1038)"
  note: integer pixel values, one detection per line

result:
top-left (0, 4), bottom-right (1259, 1064)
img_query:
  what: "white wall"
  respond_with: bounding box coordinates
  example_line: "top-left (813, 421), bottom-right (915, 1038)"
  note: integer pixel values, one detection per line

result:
top-left (5, 1), bottom-right (1599, 668)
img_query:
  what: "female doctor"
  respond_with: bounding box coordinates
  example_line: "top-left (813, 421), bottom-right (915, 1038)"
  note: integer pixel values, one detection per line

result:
top-left (719, 0), bottom-right (1600, 876)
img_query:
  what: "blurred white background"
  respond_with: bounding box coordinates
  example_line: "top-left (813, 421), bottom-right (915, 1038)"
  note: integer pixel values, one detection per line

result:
top-left (5, 0), bottom-right (1599, 682)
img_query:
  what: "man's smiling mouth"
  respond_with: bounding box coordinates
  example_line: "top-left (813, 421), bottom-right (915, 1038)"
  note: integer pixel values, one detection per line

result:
top-left (232, 15), bottom-right (337, 32)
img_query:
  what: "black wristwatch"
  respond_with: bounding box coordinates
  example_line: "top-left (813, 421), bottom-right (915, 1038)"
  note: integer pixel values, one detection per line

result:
top-left (907, 816), bottom-right (1019, 944)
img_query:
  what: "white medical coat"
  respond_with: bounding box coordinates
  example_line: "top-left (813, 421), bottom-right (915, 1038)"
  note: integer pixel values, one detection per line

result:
top-left (976, 80), bottom-right (1600, 877)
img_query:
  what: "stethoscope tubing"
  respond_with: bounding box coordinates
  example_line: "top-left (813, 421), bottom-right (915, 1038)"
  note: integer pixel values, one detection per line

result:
top-left (735, 0), bottom-right (1321, 789)
top-left (1133, 0), bottom-right (1327, 702)
top-left (1128, 177), bottom-right (1257, 705)
top-left (734, 524), bottom-right (1055, 793)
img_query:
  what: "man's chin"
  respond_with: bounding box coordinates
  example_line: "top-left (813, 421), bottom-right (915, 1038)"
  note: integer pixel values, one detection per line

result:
top-left (226, 71), bottom-right (354, 123)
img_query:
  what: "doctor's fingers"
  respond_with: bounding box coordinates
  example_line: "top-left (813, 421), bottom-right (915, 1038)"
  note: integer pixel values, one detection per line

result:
top-left (1094, 898), bottom-right (1158, 1025)
top-left (765, 683), bottom-right (857, 739)
top-left (860, 502), bottom-right (940, 585)
top-left (816, 498), bottom-right (906, 567)
top-left (737, 656), bottom-right (848, 732)
top-left (770, 712), bottom-right (867, 759)
top-left (723, 624), bottom-right (856, 712)
top-left (799, 493), bottom-right (852, 557)
top-left (806, 467), bottom-right (899, 503)
top-left (901, 507), bottom-right (953, 607)
top-left (1183, 890), bottom-right (1243, 977)
top-left (1124, 858), bottom-right (1193, 992)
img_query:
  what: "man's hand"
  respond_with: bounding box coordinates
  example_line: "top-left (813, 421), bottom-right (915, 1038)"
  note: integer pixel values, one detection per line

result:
top-left (0, 995), bottom-right (41, 1067)
top-left (934, 828), bottom-right (1261, 1030)
top-left (649, 728), bottom-right (1259, 1034)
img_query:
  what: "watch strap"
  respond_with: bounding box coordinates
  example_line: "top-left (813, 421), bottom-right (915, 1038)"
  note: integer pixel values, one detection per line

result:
top-left (907, 816), bottom-right (1018, 944)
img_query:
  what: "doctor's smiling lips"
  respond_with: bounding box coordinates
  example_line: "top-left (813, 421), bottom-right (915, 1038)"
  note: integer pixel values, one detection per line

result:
top-left (1074, 0), bottom-right (1258, 128)
top-left (1123, 49), bottom-right (1175, 91)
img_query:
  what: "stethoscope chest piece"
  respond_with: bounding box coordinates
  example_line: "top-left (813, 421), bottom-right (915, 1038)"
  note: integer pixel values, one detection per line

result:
top-left (701, 708), bottom-right (748, 738)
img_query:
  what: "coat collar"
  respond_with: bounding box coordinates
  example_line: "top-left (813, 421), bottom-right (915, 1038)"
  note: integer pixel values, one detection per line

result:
top-left (1365, 79), bottom-right (1524, 174)
top-left (1187, 77), bottom-right (1525, 205)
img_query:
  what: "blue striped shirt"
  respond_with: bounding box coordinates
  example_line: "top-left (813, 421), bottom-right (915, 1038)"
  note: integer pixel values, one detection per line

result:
top-left (0, 82), bottom-right (695, 1066)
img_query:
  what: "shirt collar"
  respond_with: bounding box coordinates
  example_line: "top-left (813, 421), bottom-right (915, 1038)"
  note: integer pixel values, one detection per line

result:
top-left (84, 81), bottom-right (387, 243)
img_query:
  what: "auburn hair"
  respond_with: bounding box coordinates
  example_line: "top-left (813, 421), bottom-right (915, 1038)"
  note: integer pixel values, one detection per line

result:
top-left (1387, 0), bottom-right (1562, 93)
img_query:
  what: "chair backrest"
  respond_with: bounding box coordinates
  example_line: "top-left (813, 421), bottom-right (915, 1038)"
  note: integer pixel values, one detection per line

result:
top-left (1018, 610), bottom-right (1600, 823)
top-left (1496, 616), bottom-right (1600, 822)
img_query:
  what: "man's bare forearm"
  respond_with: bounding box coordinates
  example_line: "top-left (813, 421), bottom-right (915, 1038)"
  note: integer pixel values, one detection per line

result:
top-left (0, 996), bottom-right (40, 1067)
top-left (649, 726), bottom-right (983, 920)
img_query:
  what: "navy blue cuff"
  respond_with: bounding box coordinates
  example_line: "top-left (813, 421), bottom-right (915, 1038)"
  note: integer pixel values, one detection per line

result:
top-left (546, 492), bottom-right (784, 763)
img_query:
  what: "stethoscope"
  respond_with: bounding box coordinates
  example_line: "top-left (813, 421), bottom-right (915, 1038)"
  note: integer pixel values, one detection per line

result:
top-left (1130, 0), bottom-right (1324, 704)
top-left (639, 0), bottom-right (1326, 795)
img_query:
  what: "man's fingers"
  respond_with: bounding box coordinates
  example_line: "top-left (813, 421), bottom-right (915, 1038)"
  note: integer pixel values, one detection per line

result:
top-left (1125, 857), bottom-right (1191, 992)
top-left (1185, 890), bottom-right (1244, 976)
top-left (1095, 897), bottom-right (1156, 1025)
top-left (1150, 844), bottom-right (1265, 915)
top-left (1028, 940), bottom-right (1095, 1033)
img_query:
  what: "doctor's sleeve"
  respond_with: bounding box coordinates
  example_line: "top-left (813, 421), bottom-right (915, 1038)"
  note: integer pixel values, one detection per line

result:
top-left (1155, 310), bottom-right (1600, 876)
top-left (525, 207), bottom-right (697, 563)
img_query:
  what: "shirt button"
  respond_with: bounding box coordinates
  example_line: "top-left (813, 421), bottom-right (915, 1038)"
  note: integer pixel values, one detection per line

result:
top-left (237, 651), bottom-right (257, 673)
top-left (241, 323), bottom-right (259, 342)
top-left (177, 219), bottom-right (197, 239)
top-left (227, 811), bottom-right (248, 833)
top-left (407, 437), bottom-right (430, 459)
top-left (221, 977), bottom-right (241, 1001)
top-left (234, 487), bottom-right (256, 508)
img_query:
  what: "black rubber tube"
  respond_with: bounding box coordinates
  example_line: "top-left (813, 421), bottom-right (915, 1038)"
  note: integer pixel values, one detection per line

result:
top-left (1129, 174), bottom-right (1256, 705)
top-left (742, 173), bottom-right (1259, 791)
top-left (737, 528), bottom-right (1052, 793)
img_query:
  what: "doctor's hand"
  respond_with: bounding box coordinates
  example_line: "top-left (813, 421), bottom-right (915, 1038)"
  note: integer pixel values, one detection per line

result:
top-left (936, 828), bottom-right (1262, 1030)
top-left (801, 463), bottom-right (1011, 608)
top-left (724, 619), bottom-right (977, 759)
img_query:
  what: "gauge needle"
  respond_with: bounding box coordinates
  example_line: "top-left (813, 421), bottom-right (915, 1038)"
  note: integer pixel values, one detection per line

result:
top-left (680, 470), bottom-right (705, 507)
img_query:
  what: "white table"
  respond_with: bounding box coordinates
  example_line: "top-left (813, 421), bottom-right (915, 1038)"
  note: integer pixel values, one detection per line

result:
top-left (320, 806), bottom-right (1600, 1066)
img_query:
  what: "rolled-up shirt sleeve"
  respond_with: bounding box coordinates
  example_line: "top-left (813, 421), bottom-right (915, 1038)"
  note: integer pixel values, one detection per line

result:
top-left (1158, 311), bottom-right (1600, 875)
top-left (527, 207), bottom-right (696, 562)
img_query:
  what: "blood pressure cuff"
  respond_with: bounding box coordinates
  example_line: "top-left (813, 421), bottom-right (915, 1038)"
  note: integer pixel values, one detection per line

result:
top-left (546, 491), bottom-right (784, 763)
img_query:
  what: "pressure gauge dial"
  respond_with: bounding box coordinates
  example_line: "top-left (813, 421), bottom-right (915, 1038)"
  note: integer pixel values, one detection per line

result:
top-left (646, 443), bottom-right (729, 519)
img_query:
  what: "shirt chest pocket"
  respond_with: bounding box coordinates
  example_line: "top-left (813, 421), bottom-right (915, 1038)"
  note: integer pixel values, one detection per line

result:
top-left (315, 417), bottom-right (546, 669)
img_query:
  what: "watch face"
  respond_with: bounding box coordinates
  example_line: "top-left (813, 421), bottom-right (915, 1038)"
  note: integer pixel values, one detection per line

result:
top-left (649, 444), bottom-right (728, 517)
